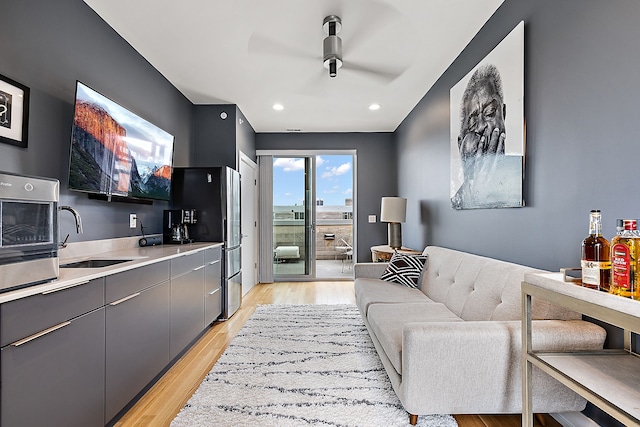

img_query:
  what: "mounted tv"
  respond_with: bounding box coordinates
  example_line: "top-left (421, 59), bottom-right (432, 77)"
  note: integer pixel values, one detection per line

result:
top-left (68, 81), bottom-right (174, 202)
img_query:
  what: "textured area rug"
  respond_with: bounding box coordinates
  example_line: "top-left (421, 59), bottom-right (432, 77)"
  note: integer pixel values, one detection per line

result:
top-left (172, 304), bottom-right (457, 427)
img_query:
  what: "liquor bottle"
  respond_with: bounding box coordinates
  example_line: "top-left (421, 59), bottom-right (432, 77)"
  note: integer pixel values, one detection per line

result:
top-left (581, 210), bottom-right (611, 291)
top-left (610, 219), bottom-right (639, 299)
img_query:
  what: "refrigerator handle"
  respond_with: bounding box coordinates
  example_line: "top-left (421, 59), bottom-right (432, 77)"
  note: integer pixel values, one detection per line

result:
top-left (223, 218), bottom-right (227, 244)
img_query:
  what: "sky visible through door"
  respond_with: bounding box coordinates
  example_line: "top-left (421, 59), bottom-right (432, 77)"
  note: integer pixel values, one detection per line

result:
top-left (273, 155), bottom-right (353, 206)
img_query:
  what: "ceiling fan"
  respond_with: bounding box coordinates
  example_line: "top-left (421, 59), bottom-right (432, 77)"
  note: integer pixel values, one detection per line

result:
top-left (247, 12), bottom-right (409, 85)
top-left (322, 15), bottom-right (342, 78)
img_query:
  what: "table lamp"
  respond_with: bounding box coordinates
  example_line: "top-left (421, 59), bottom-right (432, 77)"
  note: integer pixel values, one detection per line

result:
top-left (380, 197), bottom-right (407, 250)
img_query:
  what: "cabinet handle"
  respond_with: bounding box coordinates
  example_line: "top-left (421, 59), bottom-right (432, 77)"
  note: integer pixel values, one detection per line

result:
top-left (208, 260), bottom-right (221, 265)
top-left (208, 288), bottom-right (220, 295)
top-left (41, 281), bottom-right (90, 295)
top-left (193, 265), bottom-right (205, 271)
top-left (109, 292), bottom-right (141, 306)
top-left (11, 321), bottom-right (72, 347)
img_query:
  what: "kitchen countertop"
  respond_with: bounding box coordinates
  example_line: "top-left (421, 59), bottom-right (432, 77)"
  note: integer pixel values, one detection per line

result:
top-left (0, 241), bottom-right (223, 305)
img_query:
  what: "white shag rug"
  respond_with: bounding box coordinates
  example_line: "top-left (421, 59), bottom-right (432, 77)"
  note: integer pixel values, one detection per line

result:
top-left (172, 304), bottom-right (458, 427)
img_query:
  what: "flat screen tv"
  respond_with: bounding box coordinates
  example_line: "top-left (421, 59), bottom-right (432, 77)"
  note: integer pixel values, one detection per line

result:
top-left (68, 81), bottom-right (174, 202)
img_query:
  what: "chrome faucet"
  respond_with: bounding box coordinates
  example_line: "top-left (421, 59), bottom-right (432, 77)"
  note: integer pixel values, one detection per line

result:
top-left (59, 205), bottom-right (83, 248)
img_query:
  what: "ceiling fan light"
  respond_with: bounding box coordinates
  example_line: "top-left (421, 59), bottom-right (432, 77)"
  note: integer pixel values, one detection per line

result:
top-left (323, 56), bottom-right (342, 69)
top-left (328, 60), bottom-right (337, 77)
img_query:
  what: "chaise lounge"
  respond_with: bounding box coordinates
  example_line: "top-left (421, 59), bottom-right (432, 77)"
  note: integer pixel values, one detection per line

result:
top-left (354, 246), bottom-right (606, 425)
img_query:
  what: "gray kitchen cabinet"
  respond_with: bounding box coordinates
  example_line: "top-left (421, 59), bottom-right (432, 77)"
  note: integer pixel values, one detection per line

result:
top-left (0, 245), bottom-right (219, 426)
top-left (170, 251), bottom-right (205, 359)
top-left (205, 246), bottom-right (222, 325)
top-left (105, 278), bottom-right (170, 423)
top-left (0, 278), bottom-right (105, 427)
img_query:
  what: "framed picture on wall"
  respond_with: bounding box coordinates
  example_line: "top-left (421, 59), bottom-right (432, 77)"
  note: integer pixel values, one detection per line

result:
top-left (450, 21), bottom-right (525, 210)
top-left (0, 74), bottom-right (30, 149)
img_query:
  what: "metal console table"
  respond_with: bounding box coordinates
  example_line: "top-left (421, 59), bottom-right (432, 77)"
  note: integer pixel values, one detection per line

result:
top-left (522, 273), bottom-right (640, 427)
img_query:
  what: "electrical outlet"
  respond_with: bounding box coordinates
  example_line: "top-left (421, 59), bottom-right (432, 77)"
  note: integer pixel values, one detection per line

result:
top-left (368, 215), bottom-right (377, 223)
top-left (130, 214), bottom-right (137, 228)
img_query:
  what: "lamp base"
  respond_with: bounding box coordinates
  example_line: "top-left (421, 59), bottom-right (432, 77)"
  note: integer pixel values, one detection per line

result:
top-left (388, 222), bottom-right (402, 250)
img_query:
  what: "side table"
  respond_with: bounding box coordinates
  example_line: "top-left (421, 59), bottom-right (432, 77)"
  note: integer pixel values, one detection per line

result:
top-left (370, 245), bottom-right (421, 262)
top-left (522, 272), bottom-right (640, 427)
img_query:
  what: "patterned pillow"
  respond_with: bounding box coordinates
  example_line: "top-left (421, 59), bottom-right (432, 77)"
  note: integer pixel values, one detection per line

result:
top-left (380, 252), bottom-right (428, 288)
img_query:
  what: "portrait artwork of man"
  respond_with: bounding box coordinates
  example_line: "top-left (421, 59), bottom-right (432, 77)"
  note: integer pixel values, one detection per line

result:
top-left (450, 22), bottom-right (524, 210)
top-left (0, 90), bottom-right (12, 129)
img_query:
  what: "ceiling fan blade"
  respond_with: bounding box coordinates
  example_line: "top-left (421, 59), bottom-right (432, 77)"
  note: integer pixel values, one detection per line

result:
top-left (296, 69), bottom-right (329, 97)
top-left (247, 33), bottom-right (317, 61)
top-left (343, 1), bottom-right (401, 54)
top-left (340, 62), bottom-right (405, 84)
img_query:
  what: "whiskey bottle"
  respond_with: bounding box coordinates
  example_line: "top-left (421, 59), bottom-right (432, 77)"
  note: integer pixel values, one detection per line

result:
top-left (610, 219), bottom-right (639, 299)
top-left (581, 210), bottom-right (611, 291)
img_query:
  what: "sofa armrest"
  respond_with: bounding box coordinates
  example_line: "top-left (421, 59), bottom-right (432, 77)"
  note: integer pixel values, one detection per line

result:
top-left (399, 320), bottom-right (606, 414)
top-left (354, 262), bottom-right (388, 279)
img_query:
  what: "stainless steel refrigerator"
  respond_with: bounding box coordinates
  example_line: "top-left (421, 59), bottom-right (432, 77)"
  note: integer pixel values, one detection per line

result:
top-left (171, 167), bottom-right (241, 320)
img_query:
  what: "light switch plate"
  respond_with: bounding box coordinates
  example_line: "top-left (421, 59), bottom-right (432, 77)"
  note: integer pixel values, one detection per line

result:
top-left (368, 215), bottom-right (377, 223)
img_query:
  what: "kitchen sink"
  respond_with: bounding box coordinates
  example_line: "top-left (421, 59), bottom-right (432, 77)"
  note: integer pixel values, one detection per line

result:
top-left (60, 259), bottom-right (135, 268)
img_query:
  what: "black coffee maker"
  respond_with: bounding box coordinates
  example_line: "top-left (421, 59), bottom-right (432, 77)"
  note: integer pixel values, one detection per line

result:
top-left (163, 209), bottom-right (197, 244)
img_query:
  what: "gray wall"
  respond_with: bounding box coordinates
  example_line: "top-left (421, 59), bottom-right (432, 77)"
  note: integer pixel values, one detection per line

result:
top-left (0, 0), bottom-right (194, 241)
top-left (397, 0), bottom-right (640, 273)
top-left (256, 132), bottom-right (396, 262)
top-left (236, 106), bottom-right (256, 163)
top-left (192, 105), bottom-right (256, 169)
top-left (193, 105), bottom-right (237, 168)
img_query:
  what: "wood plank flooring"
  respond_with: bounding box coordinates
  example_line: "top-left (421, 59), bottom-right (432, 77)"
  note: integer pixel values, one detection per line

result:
top-left (115, 281), bottom-right (560, 427)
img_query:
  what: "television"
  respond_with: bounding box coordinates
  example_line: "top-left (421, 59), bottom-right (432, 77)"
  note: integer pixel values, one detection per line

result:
top-left (68, 81), bottom-right (174, 202)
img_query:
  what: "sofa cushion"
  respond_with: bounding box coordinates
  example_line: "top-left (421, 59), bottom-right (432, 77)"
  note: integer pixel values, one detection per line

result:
top-left (367, 303), bottom-right (463, 375)
top-left (379, 252), bottom-right (428, 288)
top-left (354, 278), bottom-right (432, 316)
top-left (421, 246), bottom-right (581, 321)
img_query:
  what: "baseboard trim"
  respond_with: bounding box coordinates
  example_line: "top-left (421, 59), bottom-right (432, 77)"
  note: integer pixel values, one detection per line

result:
top-left (551, 412), bottom-right (601, 427)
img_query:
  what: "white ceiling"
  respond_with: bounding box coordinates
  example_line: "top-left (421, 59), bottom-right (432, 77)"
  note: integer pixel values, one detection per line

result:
top-left (83, 0), bottom-right (503, 133)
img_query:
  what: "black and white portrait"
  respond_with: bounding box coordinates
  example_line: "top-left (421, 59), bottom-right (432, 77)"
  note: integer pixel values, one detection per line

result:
top-left (0, 74), bottom-right (29, 148)
top-left (0, 90), bottom-right (12, 129)
top-left (450, 21), bottom-right (524, 210)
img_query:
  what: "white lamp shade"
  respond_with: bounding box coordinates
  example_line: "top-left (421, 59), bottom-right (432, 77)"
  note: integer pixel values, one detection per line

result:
top-left (380, 197), bottom-right (407, 223)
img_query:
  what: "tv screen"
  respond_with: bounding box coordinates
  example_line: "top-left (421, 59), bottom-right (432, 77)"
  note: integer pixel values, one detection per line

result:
top-left (68, 81), bottom-right (174, 201)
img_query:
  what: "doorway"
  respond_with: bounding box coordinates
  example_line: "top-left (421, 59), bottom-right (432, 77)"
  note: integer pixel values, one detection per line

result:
top-left (268, 152), bottom-right (355, 280)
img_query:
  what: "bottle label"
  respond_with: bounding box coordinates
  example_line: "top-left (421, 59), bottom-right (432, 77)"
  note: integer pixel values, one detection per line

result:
top-left (581, 260), bottom-right (611, 286)
top-left (612, 243), bottom-right (632, 289)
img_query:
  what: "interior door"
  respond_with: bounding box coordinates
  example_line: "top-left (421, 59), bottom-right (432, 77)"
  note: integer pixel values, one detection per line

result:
top-left (240, 153), bottom-right (258, 296)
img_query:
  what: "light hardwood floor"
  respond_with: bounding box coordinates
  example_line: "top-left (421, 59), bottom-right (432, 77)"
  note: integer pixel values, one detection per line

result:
top-left (115, 281), bottom-right (559, 427)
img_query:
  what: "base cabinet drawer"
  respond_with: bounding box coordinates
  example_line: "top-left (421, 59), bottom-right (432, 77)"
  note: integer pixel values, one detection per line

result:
top-left (1, 308), bottom-right (106, 427)
top-left (1, 278), bottom-right (104, 347)
top-left (105, 280), bottom-right (170, 423)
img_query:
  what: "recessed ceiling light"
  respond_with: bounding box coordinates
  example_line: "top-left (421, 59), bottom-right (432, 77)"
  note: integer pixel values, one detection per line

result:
top-left (273, 104), bottom-right (284, 111)
top-left (369, 103), bottom-right (381, 111)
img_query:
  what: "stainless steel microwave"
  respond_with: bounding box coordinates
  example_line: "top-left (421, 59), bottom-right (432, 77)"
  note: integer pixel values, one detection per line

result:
top-left (0, 171), bottom-right (59, 292)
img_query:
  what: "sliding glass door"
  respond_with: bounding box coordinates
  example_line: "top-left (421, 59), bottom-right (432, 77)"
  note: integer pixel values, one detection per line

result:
top-left (272, 156), bottom-right (315, 278)
top-left (258, 150), bottom-right (356, 282)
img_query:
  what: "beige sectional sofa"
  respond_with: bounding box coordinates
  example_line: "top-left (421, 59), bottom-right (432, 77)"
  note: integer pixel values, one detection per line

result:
top-left (354, 246), bottom-right (606, 425)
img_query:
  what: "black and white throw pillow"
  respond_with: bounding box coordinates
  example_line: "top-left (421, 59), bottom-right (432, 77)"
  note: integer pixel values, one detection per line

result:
top-left (379, 252), bottom-right (427, 288)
